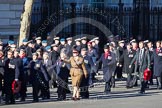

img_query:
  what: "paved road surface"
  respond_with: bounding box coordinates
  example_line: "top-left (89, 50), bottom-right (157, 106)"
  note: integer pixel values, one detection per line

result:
top-left (0, 78), bottom-right (162, 108)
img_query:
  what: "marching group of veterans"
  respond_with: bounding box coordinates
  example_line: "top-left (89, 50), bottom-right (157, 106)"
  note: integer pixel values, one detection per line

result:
top-left (0, 35), bottom-right (162, 105)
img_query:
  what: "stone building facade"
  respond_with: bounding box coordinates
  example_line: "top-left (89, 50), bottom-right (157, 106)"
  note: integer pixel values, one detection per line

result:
top-left (0, 0), bottom-right (25, 42)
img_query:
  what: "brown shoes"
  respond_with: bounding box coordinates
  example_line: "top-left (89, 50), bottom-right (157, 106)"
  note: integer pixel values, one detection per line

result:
top-left (72, 97), bottom-right (80, 101)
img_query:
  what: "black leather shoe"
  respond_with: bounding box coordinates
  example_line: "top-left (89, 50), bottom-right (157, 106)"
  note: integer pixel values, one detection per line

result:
top-left (5, 101), bottom-right (10, 105)
top-left (157, 86), bottom-right (162, 90)
top-left (9, 101), bottom-right (15, 104)
top-left (126, 86), bottom-right (133, 89)
top-left (71, 97), bottom-right (76, 101)
top-left (32, 99), bottom-right (39, 103)
top-left (76, 98), bottom-right (80, 100)
top-left (139, 91), bottom-right (145, 94)
top-left (104, 91), bottom-right (110, 94)
top-left (20, 98), bottom-right (25, 102)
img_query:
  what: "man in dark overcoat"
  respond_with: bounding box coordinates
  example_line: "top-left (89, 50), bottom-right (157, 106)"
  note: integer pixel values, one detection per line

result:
top-left (129, 41), bottom-right (150, 94)
top-left (121, 43), bottom-right (136, 88)
top-left (153, 41), bottom-right (162, 89)
top-left (97, 45), bottom-right (116, 94)
top-left (80, 48), bottom-right (94, 98)
top-left (27, 53), bottom-right (49, 102)
top-left (3, 50), bottom-right (20, 104)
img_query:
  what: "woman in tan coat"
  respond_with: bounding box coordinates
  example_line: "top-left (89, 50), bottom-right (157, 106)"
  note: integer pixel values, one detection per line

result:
top-left (61, 47), bottom-right (88, 100)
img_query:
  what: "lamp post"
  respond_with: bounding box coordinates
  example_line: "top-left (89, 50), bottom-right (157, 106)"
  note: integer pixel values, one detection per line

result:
top-left (70, 2), bottom-right (76, 36)
top-left (118, 0), bottom-right (124, 38)
top-left (133, 0), bottom-right (150, 40)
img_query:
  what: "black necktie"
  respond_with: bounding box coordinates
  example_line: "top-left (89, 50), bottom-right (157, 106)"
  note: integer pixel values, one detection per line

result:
top-left (139, 49), bottom-right (142, 64)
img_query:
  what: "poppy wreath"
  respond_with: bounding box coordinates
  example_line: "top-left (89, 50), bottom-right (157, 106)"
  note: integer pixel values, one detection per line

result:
top-left (12, 80), bottom-right (21, 94)
top-left (143, 68), bottom-right (152, 81)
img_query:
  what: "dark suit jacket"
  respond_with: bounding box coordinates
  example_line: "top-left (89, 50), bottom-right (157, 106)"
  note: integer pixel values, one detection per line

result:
top-left (121, 49), bottom-right (136, 73)
top-left (42, 59), bottom-right (53, 80)
top-left (97, 52), bottom-right (116, 82)
top-left (82, 55), bottom-right (94, 74)
top-left (0, 58), bottom-right (4, 75)
top-left (3, 58), bottom-right (20, 82)
top-left (51, 50), bottom-right (59, 65)
top-left (153, 48), bottom-right (162, 77)
top-left (116, 46), bottom-right (124, 65)
top-left (130, 48), bottom-right (150, 74)
top-left (25, 46), bottom-right (33, 59)
top-left (28, 60), bottom-right (49, 82)
top-left (53, 59), bottom-right (70, 80)
top-left (88, 48), bottom-right (99, 63)
top-left (65, 44), bottom-right (72, 57)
